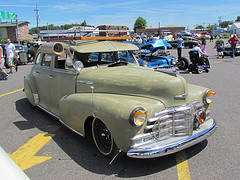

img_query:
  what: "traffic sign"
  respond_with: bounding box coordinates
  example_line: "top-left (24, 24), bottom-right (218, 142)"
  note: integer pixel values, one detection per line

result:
top-left (7, 12), bottom-right (16, 20)
top-left (0, 11), bottom-right (5, 19)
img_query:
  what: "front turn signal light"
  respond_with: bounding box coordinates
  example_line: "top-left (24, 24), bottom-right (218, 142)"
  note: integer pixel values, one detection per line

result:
top-left (204, 90), bottom-right (216, 104)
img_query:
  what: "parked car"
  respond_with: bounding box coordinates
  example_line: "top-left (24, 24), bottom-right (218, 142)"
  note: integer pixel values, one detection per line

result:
top-left (1, 43), bottom-right (28, 68)
top-left (27, 42), bottom-right (42, 62)
top-left (223, 42), bottom-right (240, 56)
top-left (24, 40), bottom-right (217, 159)
top-left (138, 39), bottom-right (176, 69)
top-left (168, 36), bottom-right (200, 48)
top-left (14, 44), bottom-right (28, 65)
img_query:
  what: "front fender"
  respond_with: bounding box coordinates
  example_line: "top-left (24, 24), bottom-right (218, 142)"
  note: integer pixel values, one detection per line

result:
top-left (59, 93), bottom-right (165, 152)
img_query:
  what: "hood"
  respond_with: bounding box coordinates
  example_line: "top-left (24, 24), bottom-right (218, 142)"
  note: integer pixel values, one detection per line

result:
top-left (140, 39), bottom-right (172, 53)
top-left (76, 65), bottom-right (187, 107)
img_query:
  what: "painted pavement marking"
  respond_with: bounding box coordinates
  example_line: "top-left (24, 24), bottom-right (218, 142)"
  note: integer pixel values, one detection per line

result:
top-left (176, 151), bottom-right (191, 180)
top-left (9, 133), bottom-right (55, 170)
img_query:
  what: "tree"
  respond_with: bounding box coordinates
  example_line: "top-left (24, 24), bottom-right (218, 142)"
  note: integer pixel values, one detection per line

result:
top-left (236, 16), bottom-right (240, 22)
top-left (220, 21), bottom-right (233, 28)
top-left (195, 25), bottom-right (205, 29)
top-left (207, 24), bottom-right (216, 33)
top-left (134, 16), bottom-right (147, 32)
top-left (81, 20), bottom-right (87, 26)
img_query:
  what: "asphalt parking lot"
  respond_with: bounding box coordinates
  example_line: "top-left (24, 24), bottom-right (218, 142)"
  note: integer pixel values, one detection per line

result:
top-left (0, 40), bottom-right (240, 179)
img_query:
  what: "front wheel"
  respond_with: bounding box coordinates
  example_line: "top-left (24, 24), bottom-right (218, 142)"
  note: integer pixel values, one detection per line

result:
top-left (177, 57), bottom-right (190, 70)
top-left (92, 118), bottom-right (119, 156)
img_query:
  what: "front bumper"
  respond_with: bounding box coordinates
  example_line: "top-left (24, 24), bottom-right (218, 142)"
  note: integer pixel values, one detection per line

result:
top-left (127, 118), bottom-right (217, 159)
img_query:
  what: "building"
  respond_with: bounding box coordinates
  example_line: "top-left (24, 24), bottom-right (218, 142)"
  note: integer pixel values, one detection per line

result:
top-left (0, 21), bottom-right (32, 42)
top-left (136, 25), bottom-right (185, 37)
top-left (98, 25), bottom-right (128, 36)
top-left (228, 22), bottom-right (240, 37)
top-left (40, 26), bottom-right (99, 39)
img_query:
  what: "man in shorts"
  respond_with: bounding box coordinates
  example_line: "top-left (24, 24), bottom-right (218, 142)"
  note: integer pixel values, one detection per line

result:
top-left (215, 36), bottom-right (225, 58)
top-left (5, 39), bottom-right (17, 73)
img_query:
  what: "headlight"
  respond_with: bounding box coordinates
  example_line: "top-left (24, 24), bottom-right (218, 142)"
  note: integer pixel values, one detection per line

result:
top-left (203, 90), bottom-right (216, 104)
top-left (129, 107), bottom-right (148, 126)
top-left (142, 61), bottom-right (148, 67)
top-left (171, 58), bottom-right (177, 65)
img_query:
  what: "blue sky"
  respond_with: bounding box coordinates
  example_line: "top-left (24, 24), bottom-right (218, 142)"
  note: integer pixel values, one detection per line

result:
top-left (0, 0), bottom-right (240, 30)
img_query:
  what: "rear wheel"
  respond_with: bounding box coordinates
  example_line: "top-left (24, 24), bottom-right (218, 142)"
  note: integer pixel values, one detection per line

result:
top-left (92, 118), bottom-right (118, 156)
top-left (177, 57), bottom-right (190, 70)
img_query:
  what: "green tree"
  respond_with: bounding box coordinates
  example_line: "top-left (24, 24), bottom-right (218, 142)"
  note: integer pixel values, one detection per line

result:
top-left (195, 25), bottom-right (205, 29)
top-left (220, 21), bottom-right (233, 28)
top-left (235, 16), bottom-right (240, 22)
top-left (134, 16), bottom-right (147, 32)
top-left (207, 24), bottom-right (215, 33)
top-left (81, 20), bottom-right (87, 26)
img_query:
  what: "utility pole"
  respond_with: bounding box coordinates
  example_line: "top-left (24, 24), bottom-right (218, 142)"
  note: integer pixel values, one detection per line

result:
top-left (16, 14), bottom-right (20, 44)
top-left (34, 5), bottom-right (40, 39)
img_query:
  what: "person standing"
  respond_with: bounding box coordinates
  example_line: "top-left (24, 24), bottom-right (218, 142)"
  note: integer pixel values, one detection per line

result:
top-left (215, 36), bottom-right (225, 58)
top-left (0, 46), bottom-right (9, 80)
top-left (176, 35), bottom-right (183, 58)
top-left (228, 34), bottom-right (239, 58)
top-left (200, 38), bottom-right (207, 54)
top-left (4, 39), bottom-right (17, 73)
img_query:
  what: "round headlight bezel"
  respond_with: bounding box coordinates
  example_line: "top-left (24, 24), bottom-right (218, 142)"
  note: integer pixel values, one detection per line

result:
top-left (129, 107), bottom-right (148, 127)
top-left (203, 89), bottom-right (216, 105)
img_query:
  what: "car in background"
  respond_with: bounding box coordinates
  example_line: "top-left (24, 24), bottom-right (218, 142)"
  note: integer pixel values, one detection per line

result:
top-left (168, 36), bottom-right (200, 48)
top-left (1, 43), bottom-right (28, 68)
top-left (138, 39), bottom-right (176, 69)
top-left (14, 43), bottom-right (28, 65)
top-left (223, 42), bottom-right (240, 56)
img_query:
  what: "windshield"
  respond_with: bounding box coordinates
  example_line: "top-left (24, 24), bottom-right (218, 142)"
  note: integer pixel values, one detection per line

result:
top-left (118, 51), bottom-right (136, 64)
top-left (73, 50), bottom-right (137, 68)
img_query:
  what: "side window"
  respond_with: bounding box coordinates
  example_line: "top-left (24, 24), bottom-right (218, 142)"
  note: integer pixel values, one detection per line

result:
top-left (35, 53), bottom-right (41, 65)
top-left (55, 53), bottom-right (74, 70)
top-left (89, 52), bottom-right (99, 62)
top-left (101, 53), bottom-right (113, 62)
top-left (42, 54), bottom-right (52, 67)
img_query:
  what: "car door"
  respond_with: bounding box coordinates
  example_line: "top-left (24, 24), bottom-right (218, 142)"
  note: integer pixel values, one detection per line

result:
top-left (32, 53), bottom-right (53, 111)
top-left (49, 54), bottom-right (77, 117)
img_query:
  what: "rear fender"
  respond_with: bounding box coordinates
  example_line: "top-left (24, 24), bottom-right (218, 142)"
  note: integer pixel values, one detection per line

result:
top-left (24, 74), bottom-right (38, 106)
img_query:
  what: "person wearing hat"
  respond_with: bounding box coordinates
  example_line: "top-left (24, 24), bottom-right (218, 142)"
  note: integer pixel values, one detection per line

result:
top-left (215, 35), bottom-right (225, 58)
top-left (228, 34), bottom-right (239, 58)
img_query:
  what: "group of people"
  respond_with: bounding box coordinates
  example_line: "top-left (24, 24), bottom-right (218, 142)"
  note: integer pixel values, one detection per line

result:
top-left (176, 34), bottom-right (239, 59)
top-left (0, 39), bottom-right (18, 80)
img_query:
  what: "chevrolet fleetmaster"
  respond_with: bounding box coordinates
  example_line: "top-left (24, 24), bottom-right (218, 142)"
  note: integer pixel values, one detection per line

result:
top-left (24, 40), bottom-right (217, 159)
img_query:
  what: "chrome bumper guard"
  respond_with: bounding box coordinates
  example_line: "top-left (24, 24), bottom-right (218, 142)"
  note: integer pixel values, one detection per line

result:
top-left (127, 119), bottom-right (217, 159)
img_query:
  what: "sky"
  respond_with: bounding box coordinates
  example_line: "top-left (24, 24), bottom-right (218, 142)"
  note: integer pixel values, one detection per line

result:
top-left (0, 0), bottom-right (240, 30)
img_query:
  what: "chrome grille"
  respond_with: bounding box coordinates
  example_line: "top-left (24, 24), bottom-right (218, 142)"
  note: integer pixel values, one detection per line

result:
top-left (147, 101), bottom-right (202, 140)
top-left (130, 101), bottom-right (210, 149)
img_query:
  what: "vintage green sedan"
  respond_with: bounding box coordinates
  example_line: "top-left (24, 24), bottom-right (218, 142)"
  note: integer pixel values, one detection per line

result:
top-left (24, 40), bottom-right (217, 159)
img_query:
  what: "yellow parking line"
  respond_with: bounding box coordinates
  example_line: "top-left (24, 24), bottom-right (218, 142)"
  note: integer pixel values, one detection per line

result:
top-left (0, 88), bottom-right (23, 98)
top-left (176, 151), bottom-right (191, 180)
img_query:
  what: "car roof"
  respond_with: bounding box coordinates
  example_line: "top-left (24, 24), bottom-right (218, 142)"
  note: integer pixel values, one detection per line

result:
top-left (69, 40), bottom-right (139, 53)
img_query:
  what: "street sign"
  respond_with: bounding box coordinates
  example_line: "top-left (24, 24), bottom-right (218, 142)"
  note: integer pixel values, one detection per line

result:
top-left (0, 11), bottom-right (5, 19)
top-left (7, 12), bottom-right (16, 20)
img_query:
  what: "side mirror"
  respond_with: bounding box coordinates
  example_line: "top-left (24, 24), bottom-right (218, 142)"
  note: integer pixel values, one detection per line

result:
top-left (73, 61), bottom-right (84, 73)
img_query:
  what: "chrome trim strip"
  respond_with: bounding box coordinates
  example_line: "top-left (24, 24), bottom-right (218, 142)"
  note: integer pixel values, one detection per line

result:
top-left (127, 119), bottom-right (217, 159)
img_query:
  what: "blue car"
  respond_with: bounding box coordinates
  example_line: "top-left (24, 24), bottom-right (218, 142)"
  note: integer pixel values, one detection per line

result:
top-left (138, 39), bottom-right (176, 68)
